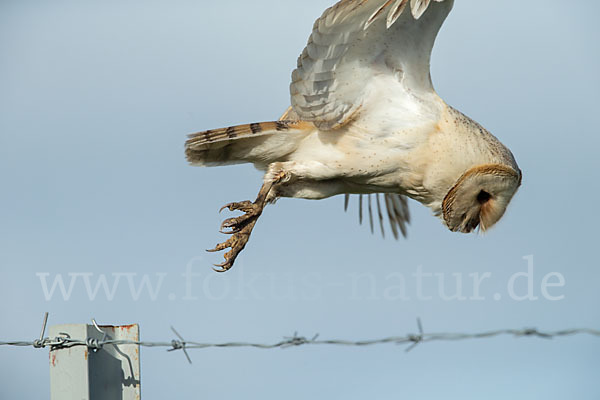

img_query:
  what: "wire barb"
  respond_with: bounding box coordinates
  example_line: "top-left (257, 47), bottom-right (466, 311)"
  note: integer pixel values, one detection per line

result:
top-left (405, 318), bottom-right (424, 352)
top-left (90, 318), bottom-right (108, 352)
top-left (33, 312), bottom-right (49, 349)
top-left (169, 326), bottom-right (192, 364)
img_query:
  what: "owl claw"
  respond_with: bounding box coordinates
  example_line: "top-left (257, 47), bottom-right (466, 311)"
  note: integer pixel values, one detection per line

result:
top-left (213, 263), bottom-right (231, 273)
top-left (206, 241), bottom-right (230, 253)
top-left (207, 175), bottom-right (282, 272)
top-left (219, 201), bottom-right (255, 213)
top-left (219, 212), bottom-right (259, 234)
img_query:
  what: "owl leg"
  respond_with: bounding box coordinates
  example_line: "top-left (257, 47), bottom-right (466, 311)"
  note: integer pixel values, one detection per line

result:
top-left (208, 171), bottom-right (287, 272)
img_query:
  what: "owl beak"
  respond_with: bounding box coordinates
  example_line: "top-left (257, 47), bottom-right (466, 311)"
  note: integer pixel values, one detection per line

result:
top-left (448, 210), bottom-right (482, 233)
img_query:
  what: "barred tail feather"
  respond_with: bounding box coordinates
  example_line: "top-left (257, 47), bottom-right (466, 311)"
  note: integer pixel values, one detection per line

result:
top-left (185, 120), bottom-right (313, 167)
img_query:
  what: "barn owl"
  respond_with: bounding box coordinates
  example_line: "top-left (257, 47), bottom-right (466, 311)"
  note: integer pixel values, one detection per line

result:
top-left (186, 0), bottom-right (522, 272)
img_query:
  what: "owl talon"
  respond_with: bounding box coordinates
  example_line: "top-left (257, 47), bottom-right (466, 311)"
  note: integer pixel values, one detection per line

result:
top-left (208, 174), bottom-right (282, 272)
top-left (219, 201), bottom-right (255, 213)
top-left (220, 212), bottom-right (259, 234)
top-left (206, 240), bottom-right (231, 253)
top-left (213, 262), bottom-right (231, 273)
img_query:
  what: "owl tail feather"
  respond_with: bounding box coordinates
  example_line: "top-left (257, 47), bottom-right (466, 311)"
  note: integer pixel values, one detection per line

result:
top-left (185, 120), bottom-right (314, 167)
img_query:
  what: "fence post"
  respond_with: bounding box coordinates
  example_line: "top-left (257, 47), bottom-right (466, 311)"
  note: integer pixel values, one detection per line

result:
top-left (49, 323), bottom-right (141, 400)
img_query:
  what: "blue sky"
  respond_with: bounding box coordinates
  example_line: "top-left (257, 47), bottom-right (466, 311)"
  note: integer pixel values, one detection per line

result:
top-left (1, 1), bottom-right (599, 399)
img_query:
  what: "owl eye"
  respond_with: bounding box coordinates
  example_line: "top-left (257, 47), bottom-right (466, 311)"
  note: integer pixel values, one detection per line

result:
top-left (477, 190), bottom-right (492, 205)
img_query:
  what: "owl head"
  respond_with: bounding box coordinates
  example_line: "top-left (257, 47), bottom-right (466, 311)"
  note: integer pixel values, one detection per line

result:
top-left (442, 164), bottom-right (522, 233)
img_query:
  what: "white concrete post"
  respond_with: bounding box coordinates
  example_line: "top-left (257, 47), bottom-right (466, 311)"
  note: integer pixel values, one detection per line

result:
top-left (49, 323), bottom-right (141, 400)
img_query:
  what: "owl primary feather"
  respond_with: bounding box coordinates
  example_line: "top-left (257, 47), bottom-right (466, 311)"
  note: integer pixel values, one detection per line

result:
top-left (186, 0), bottom-right (522, 272)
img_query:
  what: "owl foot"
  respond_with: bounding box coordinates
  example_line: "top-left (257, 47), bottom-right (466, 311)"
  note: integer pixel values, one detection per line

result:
top-left (207, 173), bottom-right (284, 272)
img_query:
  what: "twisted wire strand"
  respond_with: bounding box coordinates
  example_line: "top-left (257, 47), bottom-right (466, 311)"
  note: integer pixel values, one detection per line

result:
top-left (2, 327), bottom-right (599, 352)
top-left (4, 314), bottom-right (597, 364)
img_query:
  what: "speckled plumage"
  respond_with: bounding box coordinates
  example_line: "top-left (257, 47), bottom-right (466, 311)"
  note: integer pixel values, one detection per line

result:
top-left (186, 0), bottom-right (521, 271)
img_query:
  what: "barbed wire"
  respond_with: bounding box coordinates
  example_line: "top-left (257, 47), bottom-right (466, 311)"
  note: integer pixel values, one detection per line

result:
top-left (1, 313), bottom-right (599, 364)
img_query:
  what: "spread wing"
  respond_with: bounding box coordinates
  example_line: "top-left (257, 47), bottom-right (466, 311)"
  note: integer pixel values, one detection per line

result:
top-left (290, 0), bottom-right (453, 130)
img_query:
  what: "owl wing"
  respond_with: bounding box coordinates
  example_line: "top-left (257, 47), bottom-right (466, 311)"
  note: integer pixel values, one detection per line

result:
top-left (291, 0), bottom-right (453, 130)
top-left (344, 193), bottom-right (411, 239)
